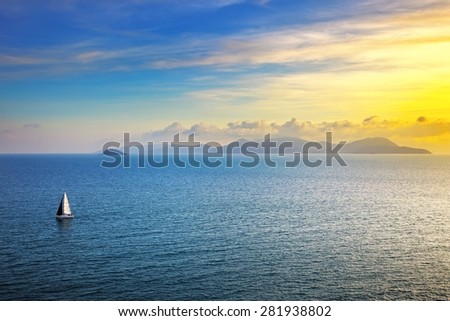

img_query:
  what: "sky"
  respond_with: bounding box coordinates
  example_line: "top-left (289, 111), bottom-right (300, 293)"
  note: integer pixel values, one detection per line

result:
top-left (0, 0), bottom-right (449, 153)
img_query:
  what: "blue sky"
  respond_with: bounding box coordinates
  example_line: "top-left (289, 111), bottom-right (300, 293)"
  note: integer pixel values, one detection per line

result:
top-left (1, 0), bottom-right (449, 152)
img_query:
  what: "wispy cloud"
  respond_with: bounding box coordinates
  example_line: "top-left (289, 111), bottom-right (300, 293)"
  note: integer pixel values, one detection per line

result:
top-left (23, 123), bottom-right (41, 128)
top-left (2, 0), bottom-right (448, 77)
top-left (0, 54), bottom-right (51, 65)
top-left (151, 5), bottom-right (450, 70)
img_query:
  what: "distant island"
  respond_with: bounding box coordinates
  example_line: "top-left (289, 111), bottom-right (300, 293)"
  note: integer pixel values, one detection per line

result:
top-left (100, 136), bottom-right (431, 155)
top-left (223, 137), bottom-right (431, 154)
top-left (340, 137), bottom-right (431, 154)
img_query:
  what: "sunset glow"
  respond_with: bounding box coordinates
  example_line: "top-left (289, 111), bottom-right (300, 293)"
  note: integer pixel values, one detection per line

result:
top-left (0, 0), bottom-right (449, 153)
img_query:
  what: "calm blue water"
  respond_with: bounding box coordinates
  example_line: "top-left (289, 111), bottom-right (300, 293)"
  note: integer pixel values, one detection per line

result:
top-left (0, 154), bottom-right (448, 300)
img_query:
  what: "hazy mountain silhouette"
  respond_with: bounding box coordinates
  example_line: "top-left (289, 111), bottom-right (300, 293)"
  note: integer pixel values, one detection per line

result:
top-left (340, 137), bottom-right (431, 154)
top-left (99, 136), bottom-right (431, 154)
top-left (222, 137), bottom-right (309, 154)
top-left (223, 136), bottom-right (430, 154)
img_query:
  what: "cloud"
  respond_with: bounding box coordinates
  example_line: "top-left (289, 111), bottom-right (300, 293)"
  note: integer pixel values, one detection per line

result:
top-left (23, 123), bottom-right (41, 128)
top-left (2, 0), bottom-right (449, 78)
top-left (141, 116), bottom-right (450, 146)
top-left (143, 122), bottom-right (186, 140)
top-left (150, 2), bottom-right (450, 70)
top-left (139, 116), bottom-right (450, 152)
top-left (176, 0), bottom-right (245, 9)
top-left (417, 116), bottom-right (427, 123)
top-left (363, 116), bottom-right (379, 124)
top-left (76, 51), bottom-right (107, 62)
top-left (0, 54), bottom-right (50, 65)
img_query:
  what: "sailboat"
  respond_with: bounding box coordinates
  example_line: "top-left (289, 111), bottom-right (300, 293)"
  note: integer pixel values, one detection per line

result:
top-left (56, 192), bottom-right (74, 219)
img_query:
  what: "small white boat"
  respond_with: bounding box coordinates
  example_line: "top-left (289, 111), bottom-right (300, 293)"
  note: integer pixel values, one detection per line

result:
top-left (56, 192), bottom-right (74, 219)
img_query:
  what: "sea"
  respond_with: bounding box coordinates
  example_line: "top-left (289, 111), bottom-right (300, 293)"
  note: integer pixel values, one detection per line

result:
top-left (0, 154), bottom-right (448, 300)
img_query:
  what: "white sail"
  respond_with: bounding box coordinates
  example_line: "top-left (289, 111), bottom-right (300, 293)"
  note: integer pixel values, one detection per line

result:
top-left (63, 192), bottom-right (72, 215)
top-left (56, 192), bottom-right (74, 219)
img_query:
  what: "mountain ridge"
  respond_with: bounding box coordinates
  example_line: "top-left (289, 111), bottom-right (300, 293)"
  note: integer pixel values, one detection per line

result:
top-left (100, 136), bottom-right (431, 154)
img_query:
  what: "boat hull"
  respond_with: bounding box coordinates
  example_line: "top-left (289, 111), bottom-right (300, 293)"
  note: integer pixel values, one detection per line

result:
top-left (56, 215), bottom-right (74, 219)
